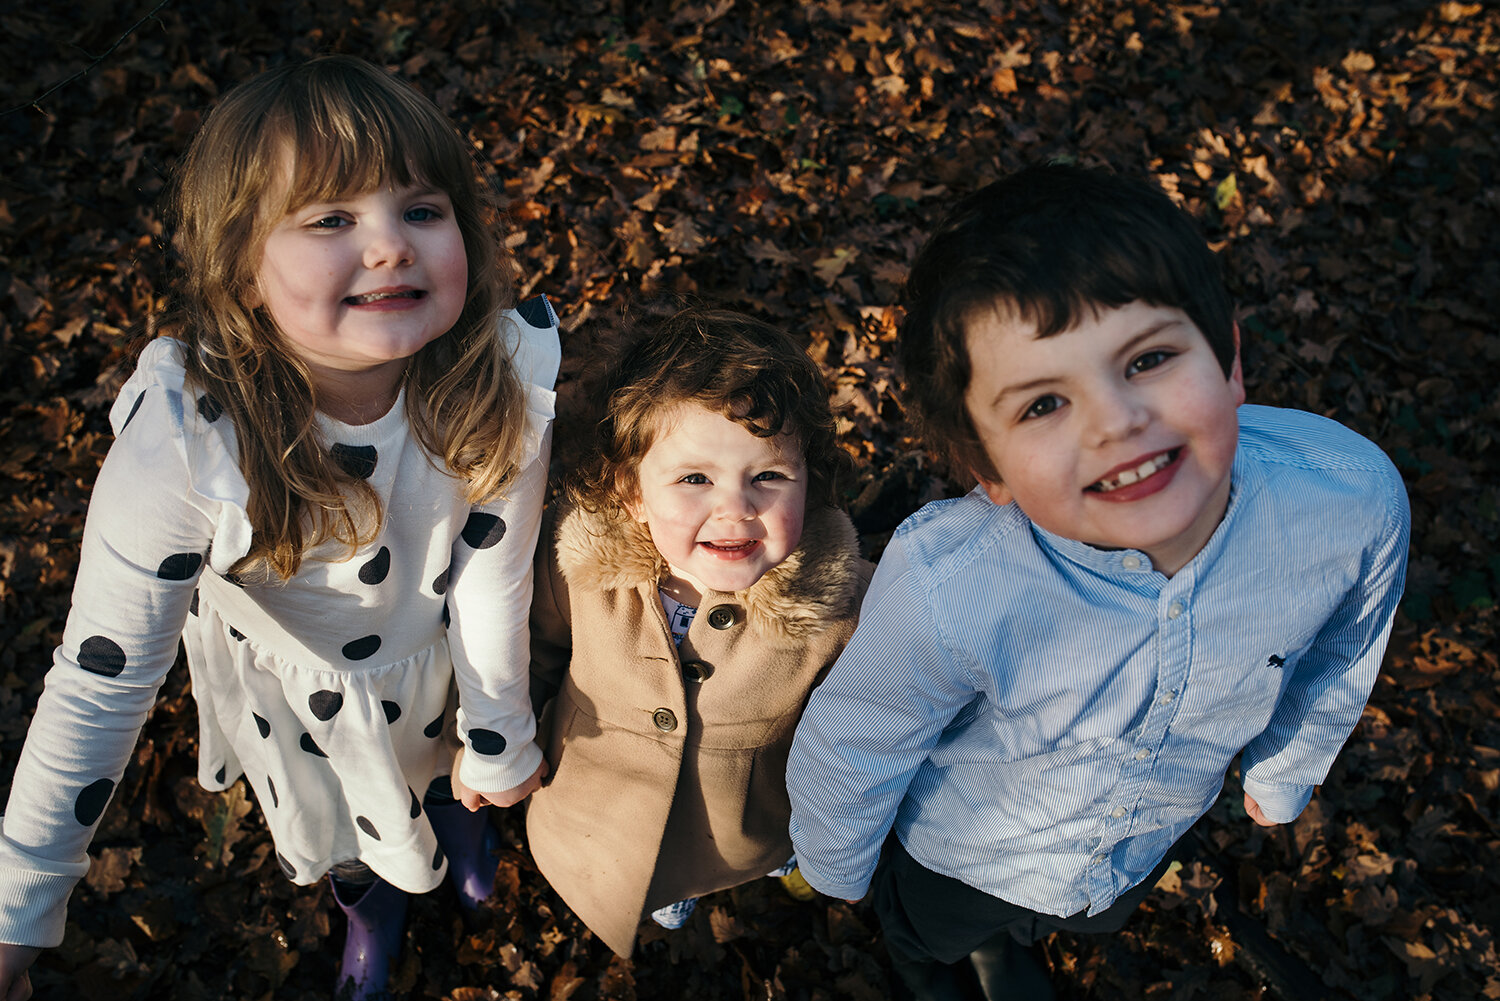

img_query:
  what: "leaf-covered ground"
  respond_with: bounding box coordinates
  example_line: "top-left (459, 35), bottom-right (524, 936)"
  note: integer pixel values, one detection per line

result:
top-left (2, 1), bottom-right (1498, 998)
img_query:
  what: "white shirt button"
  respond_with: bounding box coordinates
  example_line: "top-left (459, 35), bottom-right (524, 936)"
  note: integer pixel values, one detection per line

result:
top-left (1091, 854), bottom-right (1107, 866)
top-left (1121, 555), bottom-right (1141, 570)
top-left (1134, 748), bottom-right (1150, 761)
top-left (1111, 806), bottom-right (1127, 819)
top-left (1160, 691), bottom-right (1175, 705)
top-left (1167, 601), bottom-right (1184, 619)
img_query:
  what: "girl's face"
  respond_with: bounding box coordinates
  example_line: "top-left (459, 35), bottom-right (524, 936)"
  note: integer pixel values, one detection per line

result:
top-left (251, 182), bottom-right (467, 386)
top-left (627, 404), bottom-right (809, 598)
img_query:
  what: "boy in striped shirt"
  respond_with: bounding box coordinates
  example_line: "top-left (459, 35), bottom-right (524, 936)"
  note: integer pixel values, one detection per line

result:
top-left (788, 163), bottom-right (1409, 1000)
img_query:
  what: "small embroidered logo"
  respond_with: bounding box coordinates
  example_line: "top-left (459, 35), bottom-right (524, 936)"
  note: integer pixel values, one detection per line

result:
top-left (1267, 654), bottom-right (1286, 669)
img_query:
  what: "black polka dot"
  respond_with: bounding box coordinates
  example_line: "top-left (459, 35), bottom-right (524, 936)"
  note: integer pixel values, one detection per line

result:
top-left (223, 570), bottom-right (247, 589)
top-left (121, 393), bottom-right (146, 431)
top-left (300, 733), bottom-right (327, 758)
top-left (441, 603), bottom-right (451, 628)
top-left (278, 852), bottom-right (296, 879)
top-left (197, 394), bottom-right (223, 423)
top-left (331, 443), bottom-right (378, 479)
top-left (78, 636), bottom-right (126, 677)
top-left (190, 590), bottom-right (200, 616)
top-left (515, 294), bottom-right (553, 329)
top-left (229, 626), bottom-right (247, 642)
top-left (469, 729), bottom-right (507, 756)
top-left (409, 788), bottom-right (421, 819)
top-left (431, 566), bottom-right (451, 595)
top-left (268, 775), bottom-right (279, 808)
top-left (424, 714), bottom-right (444, 739)
top-left (356, 816), bottom-right (382, 840)
top-left (214, 764), bottom-right (226, 784)
top-left (157, 552), bottom-right (203, 581)
top-left (342, 635), bottom-right (381, 661)
top-left (74, 778), bottom-right (114, 826)
top-left (309, 690), bottom-right (343, 721)
top-left (432, 845), bottom-right (444, 871)
top-left (358, 546), bottom-right (391, 585)
top-left (254, 712), bottom-right (271, 738)
top-left (461, 513), bottom-right (506, 549)
top-left (382, 700), bottom-right (401, 724)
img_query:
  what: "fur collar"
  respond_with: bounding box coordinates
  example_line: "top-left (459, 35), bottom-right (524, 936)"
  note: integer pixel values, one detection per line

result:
top-left (554, 503), bottom-right (863, 641)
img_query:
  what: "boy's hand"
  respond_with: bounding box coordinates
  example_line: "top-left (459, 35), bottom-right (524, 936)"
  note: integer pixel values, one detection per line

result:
top-left (0, 943), bottom-right (41, 1001)
top-left (1244, 792), bottom-right (1280, 827)
top-left (451, 747), bottom-right (548, 811)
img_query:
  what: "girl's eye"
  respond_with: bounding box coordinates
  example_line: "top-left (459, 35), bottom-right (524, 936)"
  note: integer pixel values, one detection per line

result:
top-left (1021, 394), bottom-right (1062, 420)
top-left (752, 470), bottom-right (787, 482)
top-left (678, 473), bottom-right (709, 485)
top-left (1128, 350), bottom-right (1174, 375)
top-left (309, 215), bottom-right (349, 230)
top-left (404, 206), bottom-right (441, 223)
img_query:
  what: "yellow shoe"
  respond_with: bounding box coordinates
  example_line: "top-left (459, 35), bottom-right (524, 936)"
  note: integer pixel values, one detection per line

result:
top-left (778, 866), bottom-right (817, 901)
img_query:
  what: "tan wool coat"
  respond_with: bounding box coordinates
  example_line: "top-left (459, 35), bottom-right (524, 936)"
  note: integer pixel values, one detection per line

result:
top-left (525, 502), bottom-right (872, 955)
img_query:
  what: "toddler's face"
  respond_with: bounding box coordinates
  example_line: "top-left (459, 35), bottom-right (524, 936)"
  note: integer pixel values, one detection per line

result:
top-left (963, 300), bottom-right (1244, 576)
top-left (251, 180), bottom-right (467, 386)
top-left (627, 404), bottom-right (808, 599)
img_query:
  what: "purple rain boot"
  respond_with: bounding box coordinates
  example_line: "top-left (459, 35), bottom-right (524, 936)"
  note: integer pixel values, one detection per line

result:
top-left (425, 798), bottom-right (503, 910)
top-left (330, 874), bottom-right (408, 1001)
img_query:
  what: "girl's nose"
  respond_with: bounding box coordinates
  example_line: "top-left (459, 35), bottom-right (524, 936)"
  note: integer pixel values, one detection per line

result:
top-left (714, 487), bottom-right (757, 521)
top-left (363, 217), bottom-right (415, 269)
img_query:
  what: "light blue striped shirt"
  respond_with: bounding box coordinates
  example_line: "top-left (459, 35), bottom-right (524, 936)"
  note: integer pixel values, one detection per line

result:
top-left (788, 405), bottom-right (1409, 915)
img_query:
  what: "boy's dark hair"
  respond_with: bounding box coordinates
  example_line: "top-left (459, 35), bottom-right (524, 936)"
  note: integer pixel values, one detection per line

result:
top-left (570, 307), bottom-right (847, 514)
top-left (899, 162), bottom-right (1236, 483)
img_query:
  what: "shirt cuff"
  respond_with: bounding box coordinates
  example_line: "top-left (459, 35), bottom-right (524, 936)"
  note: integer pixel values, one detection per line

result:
top-left (456, 735), bottom-right (544, 798)
top-left (0, 834), bottom-right (89, 947)
top-left (1241, 776), bottom-right (1315, 824)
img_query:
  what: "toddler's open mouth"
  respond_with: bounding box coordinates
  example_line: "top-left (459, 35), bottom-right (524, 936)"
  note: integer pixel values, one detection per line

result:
top-left (699, 540), bottom-right (758, 553)
top-left (1087, 449), bottom-right (1179, 493)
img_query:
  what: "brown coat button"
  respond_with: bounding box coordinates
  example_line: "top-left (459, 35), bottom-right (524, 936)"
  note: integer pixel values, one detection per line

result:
top-left (707, 606), bottom-right (737, 629)
top-left (682, 660), bottom-right (713, 683)
top-left (652, 707), bottom-right (678, 732)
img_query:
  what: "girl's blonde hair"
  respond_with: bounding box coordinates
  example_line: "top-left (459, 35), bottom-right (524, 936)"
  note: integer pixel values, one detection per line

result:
top-left (164, 56), bottom-right (525, 580)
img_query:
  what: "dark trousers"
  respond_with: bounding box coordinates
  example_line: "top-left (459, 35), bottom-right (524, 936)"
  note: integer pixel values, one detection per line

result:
top-left (870, 837), bottom-right (1176, 1001)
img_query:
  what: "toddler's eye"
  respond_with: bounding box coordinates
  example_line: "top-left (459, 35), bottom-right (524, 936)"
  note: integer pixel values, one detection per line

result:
top-left (405, 206), bottom-right (441, 223)
top-left (752, 470), bottom-right (787, 482)
top-left (310, 215), bottom-right (349, 230)
top-left (1022, 395), bottom-right (1062, 420)
top-left (678, 473), bottom-right (709, 485)
top-left (1128, 350), bottom-right (1173, 375)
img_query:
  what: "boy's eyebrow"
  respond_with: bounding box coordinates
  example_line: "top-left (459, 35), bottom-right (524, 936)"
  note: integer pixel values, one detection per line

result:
top-left (980, 317), bottom-right (1187, 410)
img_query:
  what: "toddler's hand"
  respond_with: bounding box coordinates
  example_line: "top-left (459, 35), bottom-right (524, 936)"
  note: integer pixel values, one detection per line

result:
top-left (0, 943), bottom-right (41, 1001)
top-left (1243, 792), bottom-right (1279, 827)
top-left (451, 748), bottom-right (548, 811)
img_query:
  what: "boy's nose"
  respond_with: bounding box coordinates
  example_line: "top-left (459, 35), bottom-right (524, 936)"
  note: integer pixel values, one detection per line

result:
top-left (1088, 388), bottom-right (1150, 445)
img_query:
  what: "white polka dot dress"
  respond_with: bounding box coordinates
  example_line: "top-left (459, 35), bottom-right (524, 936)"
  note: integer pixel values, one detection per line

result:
top-left (0, 300), bottom-right (559, 947)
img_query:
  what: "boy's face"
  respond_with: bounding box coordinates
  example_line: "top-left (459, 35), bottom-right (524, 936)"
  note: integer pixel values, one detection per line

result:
top-left (964, 301), bottom-right (1244, 577)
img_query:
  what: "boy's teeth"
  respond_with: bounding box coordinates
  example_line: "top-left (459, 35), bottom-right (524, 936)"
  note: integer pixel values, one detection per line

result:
top-left (1093, 452), bottom-right (1174, 492)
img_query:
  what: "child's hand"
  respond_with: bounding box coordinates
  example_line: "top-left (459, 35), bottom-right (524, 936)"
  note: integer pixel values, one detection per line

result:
top-left (1243, 792), bottom-right (1280, 827)
top-left (450, 747), bottom-right (548, 810)
top-left (0, 943), bottom-right (41, 1001)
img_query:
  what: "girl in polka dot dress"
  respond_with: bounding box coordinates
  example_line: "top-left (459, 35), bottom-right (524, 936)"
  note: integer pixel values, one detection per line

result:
top-left (0, 57), bottom-right (557, 1000)
top-left (517, 309), bottom-right (873, 956)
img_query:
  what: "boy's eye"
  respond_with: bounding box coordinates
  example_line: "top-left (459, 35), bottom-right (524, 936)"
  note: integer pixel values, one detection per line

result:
top-left (1021, 394), bottom-right (1062, 420)
top-left (1128, 350), bottom-right (1174, 375)
top-left (752, 470), bottom-right (786, 482)
top-left (678, 473), bottom-right (709, 485)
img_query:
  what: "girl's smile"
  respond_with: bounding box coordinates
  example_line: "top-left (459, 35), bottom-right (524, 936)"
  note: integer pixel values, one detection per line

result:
top-left (252, 183), bottom-right (468, 420)
top-left (627, 404), bottom-right (808, 603)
